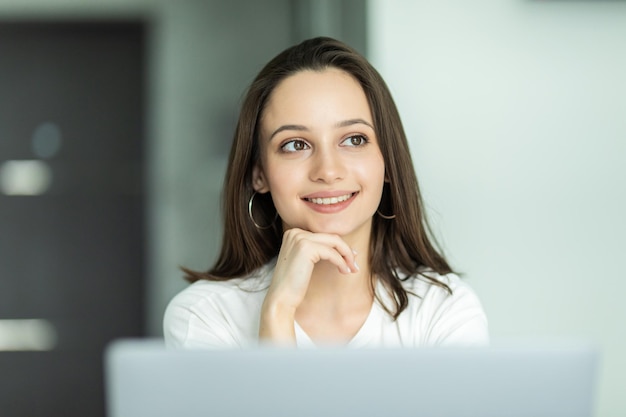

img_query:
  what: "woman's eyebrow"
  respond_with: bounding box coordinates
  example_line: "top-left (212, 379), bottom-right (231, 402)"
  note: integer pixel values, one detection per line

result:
top-left (268, 124), bottom-right (308, 141)
top-left (335, 118), bottom-right (374, 130)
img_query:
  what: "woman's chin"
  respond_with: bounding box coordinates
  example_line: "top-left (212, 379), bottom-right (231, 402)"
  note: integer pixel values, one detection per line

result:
top-left (294, 220), bottom-right (371, 239)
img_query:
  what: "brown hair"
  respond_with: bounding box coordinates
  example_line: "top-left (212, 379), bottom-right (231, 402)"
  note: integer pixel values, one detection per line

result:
top-left (184, 37), bottom-right (453, 319)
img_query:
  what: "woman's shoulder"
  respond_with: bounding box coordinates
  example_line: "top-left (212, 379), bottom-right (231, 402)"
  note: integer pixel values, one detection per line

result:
top-left (392, 269), bottom-right (489, 346)
top-left (397, 269), bottom-right (487, 325)
top-left (163, 263), bottom-right (275, 348)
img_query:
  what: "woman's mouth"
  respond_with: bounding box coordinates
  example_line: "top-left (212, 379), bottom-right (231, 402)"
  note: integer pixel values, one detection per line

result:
top-left (304, 192), bottom-right (356, 205)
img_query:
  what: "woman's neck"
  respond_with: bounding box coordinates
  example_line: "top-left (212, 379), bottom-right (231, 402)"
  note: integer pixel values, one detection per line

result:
top-left (295, 259), bottom-right (374, 344)
top-left (303, 259), bottom-right (373, 309)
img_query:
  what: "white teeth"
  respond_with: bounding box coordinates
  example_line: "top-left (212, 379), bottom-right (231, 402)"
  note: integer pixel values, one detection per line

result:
top-left (307, 193), bottom-right (353, 205)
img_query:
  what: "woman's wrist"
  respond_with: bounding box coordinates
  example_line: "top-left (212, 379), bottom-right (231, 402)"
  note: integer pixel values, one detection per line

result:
top-left (259, 297), bottom-right (298, 344)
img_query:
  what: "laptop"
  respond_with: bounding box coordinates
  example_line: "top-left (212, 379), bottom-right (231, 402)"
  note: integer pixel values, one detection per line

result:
top-left (104, 339), bottom-right (599, 417)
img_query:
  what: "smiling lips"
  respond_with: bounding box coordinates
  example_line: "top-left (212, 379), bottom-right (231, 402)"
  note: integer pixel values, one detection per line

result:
top-left (302, 192), bottom-right (357, 213)
top-left (304, 192), bottom-right (355, 205)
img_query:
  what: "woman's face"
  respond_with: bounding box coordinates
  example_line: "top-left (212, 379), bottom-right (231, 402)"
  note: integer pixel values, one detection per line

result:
top-left (253, 68), bottom-right (385, 242)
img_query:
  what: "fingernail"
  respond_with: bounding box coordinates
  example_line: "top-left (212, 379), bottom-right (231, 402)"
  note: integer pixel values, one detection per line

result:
top-left (352, 248), bottom-right (358, 255)
top-left (353, 260), bottom-right (360, 272)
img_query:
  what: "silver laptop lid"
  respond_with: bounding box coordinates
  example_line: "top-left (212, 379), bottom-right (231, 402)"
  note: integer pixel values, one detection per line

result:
top-left (105, 339), bottom-right (599, 417)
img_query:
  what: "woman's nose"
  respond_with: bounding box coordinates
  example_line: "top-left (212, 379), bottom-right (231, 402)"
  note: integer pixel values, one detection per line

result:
top-left (309, 148), bottom-right (345, 183)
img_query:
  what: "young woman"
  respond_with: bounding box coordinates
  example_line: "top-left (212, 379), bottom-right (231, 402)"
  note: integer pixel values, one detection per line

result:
top-left (164, 37), bottom-right (488, 348)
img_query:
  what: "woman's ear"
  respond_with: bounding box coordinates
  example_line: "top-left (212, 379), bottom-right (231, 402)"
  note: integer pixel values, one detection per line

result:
top-left (252, 163), bottom-right (270, 193)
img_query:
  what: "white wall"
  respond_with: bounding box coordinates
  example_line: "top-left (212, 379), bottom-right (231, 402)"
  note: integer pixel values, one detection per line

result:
top-left (368, 1), bottom-right (626, 416)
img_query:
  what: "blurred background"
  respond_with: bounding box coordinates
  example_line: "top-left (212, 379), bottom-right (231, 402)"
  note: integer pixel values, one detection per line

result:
top-left (0, 0), bottom-right (623, 416)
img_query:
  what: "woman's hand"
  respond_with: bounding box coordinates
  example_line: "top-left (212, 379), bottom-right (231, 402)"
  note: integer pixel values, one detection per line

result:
top-left (259, 228), bottom-right (358, 344)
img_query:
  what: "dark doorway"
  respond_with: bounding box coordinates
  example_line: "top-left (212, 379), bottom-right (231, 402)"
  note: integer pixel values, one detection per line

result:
top-left (0, 21), bottom-right (145, 417)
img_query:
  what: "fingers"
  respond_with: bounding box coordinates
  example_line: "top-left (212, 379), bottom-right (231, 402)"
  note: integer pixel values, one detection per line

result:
top-left (282, 228), bottom-right (358, 274)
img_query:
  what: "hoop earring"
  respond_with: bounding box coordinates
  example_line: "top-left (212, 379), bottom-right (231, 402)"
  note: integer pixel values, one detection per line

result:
top-left (248, 192), bottom-right (277, 229)
top-left (376, 209), bottom-right (396, 220)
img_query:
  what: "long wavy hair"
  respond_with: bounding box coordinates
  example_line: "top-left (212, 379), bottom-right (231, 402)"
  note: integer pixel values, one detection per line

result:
top-left (184, 37), bottom-right (453, 319)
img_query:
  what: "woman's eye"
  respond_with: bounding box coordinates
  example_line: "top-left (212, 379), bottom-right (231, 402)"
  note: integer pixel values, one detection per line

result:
top-left (281, 139), bottom-right (309, 152)
top-left (342, 135), bottom-right (368, 147)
